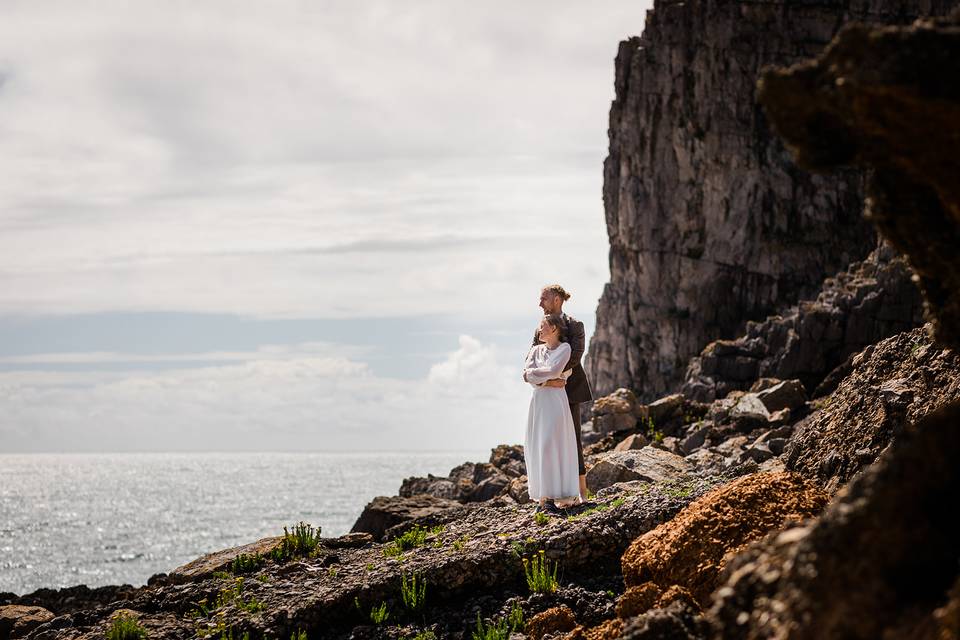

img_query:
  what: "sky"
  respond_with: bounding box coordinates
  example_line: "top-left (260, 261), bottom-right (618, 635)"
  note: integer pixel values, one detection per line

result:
top-left (0, 1), bottom-right (651, 453)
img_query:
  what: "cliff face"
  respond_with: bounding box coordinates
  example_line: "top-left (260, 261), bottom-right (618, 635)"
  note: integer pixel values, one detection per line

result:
top-left (587, 0), bottom-right (957, 401)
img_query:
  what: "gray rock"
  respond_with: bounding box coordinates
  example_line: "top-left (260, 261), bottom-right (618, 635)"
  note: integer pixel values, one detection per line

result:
top-left (614, 433), bottom-right (649, 452)
top-left (755, 379), bottom-right (807, 413)
top-left (585, 447), bottom-right (694, 493)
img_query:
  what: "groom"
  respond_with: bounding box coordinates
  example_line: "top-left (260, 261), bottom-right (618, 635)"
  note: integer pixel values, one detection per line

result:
top-left (533, 284), bottom-right (594, 502)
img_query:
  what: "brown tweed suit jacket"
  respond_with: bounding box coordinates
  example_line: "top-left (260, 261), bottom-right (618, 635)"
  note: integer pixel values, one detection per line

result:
top-left (531, 312), bottom-right (594, 404)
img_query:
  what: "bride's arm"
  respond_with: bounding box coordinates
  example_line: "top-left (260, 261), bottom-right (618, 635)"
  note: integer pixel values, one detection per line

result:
top-left (523, 343), bottom-right (571, 384)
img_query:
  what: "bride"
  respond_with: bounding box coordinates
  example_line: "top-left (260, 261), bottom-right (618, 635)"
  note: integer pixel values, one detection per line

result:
top-left (522, 314), bottom-right (581, 514)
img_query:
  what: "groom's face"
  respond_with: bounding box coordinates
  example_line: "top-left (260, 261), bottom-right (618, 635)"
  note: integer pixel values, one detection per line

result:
top-left (539, 290), bottom-right (561, 314)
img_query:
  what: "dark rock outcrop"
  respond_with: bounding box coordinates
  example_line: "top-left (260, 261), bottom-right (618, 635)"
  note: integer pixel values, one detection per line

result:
top-left (682, 241), bottom-right (923, 401)
top-left (350, 494), bottom-right (463, 542)
top-left (784, 326), bottom-right (960, 490)
top-left (587, 0), bottom-right (958, 402)
top-left (757, 8), bottom-right (960, 352)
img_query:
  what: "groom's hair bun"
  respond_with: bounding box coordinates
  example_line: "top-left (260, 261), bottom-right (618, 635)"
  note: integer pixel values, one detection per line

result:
top-left (543, 284), bottom-right (571, 301)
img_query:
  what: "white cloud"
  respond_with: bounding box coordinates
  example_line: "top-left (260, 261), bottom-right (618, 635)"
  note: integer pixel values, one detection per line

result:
top-left (0, 336), bottom-right (533, 453)
top-left (0, 2), bottom-right (650, 320)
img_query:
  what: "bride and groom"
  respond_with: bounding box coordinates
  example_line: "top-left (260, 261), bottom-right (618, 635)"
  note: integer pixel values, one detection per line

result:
top-left (522, 284), bottom-right (594, 515)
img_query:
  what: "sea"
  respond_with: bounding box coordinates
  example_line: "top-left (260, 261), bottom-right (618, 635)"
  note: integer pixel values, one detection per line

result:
top-left (0, 451), bottom-right (484, 596)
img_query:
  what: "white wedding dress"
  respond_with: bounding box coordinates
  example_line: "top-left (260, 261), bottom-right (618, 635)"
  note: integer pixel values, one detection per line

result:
top-left (522, 342), bottom-right (580, 502)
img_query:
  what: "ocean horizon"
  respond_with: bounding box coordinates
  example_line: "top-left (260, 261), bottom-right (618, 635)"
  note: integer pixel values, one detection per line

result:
top-left (0, 450), bottom-right (489, 596)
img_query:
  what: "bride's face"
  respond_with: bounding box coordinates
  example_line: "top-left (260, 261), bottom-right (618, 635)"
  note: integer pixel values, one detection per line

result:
top-left (539, 318), bottom-right (556, 340)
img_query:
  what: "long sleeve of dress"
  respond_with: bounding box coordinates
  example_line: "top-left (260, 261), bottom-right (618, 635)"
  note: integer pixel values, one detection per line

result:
top-left (524, 343), bottom-right (571, 385)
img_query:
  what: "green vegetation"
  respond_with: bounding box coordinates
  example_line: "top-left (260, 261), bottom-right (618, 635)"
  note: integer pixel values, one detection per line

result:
top-left (190, 576), bottom-right (265, 624)
top-left (471, 613), bottom-right (509, 640)
top-left (383, 524), bottom-right (430, 557)
top-left (404, 632), bottom-right (436, 640)
top-left (230, 552), bottom-right (265, 574)
top-left (401, 571), bottom-right (428, 612)
top-left (533, 511), bottom-right (550, 526)
top-left (212, 571), bottom-right (233, 580)
top-left (326, 566), bottom-right (338, 578)
top-left (507, 601), bottom-right (524, 632)
top-left (215, 630), bottom-right (250, 640)
top-left (106, 611), bottom-right (148, 640)
top-left (369, 602), bottom-right (390, 625)
top-left (565, 496), bottom-right (626, 521)
top-left (354, 597), bottom-right (390, 625)
top-left (662, 483), bottom-right (694, 499)
top-left (522, 550), bottom-right (559, 593)
top-left (471, 603), bottom-right (524, 640)
top-left (270, 522), bottom-right (323, 563)
top-left (290, 631), bottom-right (307, 640)
top-left (451, 534), bottom-right (470, 552)
top-left (643, 416), bottom-right (665, 444)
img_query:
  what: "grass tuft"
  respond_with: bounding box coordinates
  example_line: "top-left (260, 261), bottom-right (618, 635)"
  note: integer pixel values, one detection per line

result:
top-left (271, 522), bottom-right (323, 563)
top-left (106, 611), bottom-right (148, 640)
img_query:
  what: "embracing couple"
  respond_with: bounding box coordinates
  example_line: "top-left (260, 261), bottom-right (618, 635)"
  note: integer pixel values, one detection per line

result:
top-left (522, 284), bottom-right (594, 515)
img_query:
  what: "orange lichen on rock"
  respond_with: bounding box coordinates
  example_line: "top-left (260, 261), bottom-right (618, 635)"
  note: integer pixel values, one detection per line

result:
top-left (616, 582), bottom-right (662, 618)
top-left (527, 605), bottom-right (577, 639)
top-left (621, 471), bottom-right (828, 605)
top-left (565, 618), bottom-right (624, 640)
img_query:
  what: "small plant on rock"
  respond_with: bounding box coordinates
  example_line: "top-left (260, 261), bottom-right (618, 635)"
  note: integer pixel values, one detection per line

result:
top-left (369, 602), bottom-right (390, 625)
top-left (522, 550), bottom-right (558, 593)
top-left (533, 511), bottom-right (550, 526)
top-left (384, 523), bottom-right (429, 557)
top-left (106, 611), bottom-right (148, 640)
top-left (471, 612), bottom-right (509, 640)
top-left (507, 601), bottom-right (524, 632)
top-left (271, 521), bottom-right (323, 563)
top-left (290, 630), bottom-right (307, 640)
top-left (230, 552), bottom-right (265, 574)
top-left (400, 571), bottom-right (427, 612)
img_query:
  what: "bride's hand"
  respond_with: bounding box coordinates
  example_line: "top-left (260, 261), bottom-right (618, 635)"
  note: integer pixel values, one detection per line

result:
top-left (543, 378), bottom-right (566, 388)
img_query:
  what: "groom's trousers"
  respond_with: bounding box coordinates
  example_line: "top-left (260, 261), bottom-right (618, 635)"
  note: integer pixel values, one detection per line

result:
top-left (570, 402), bottom-right (585, 475)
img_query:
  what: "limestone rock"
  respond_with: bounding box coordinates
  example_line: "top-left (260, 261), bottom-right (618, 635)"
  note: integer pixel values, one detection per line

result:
top-left (0, 605), bottom-right (54, 639)
top-left (168, 535), bottom-right (283, 584)
top-left (757, 9), bottom-right (960, 352)
top-left (586, 448), bottom-right (694, 493)
top-left (350, 495), bottom-right (461, 541)
top-left (584, 0), bottom-right (951, 401)
top-left (682, 242), bottom-right (924, 401)
top-left (613, 433), bottom-right (649, 452)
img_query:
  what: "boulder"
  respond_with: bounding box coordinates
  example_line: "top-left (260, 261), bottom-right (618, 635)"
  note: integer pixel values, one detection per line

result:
top-left (754, 379), bottom-right (806, 413)
top-left (639, 393), bottom-right (685, 426)
top-left (0, 605), bottom-right (54, 640)
top-left (508, 476), bottom-right (530, 504)
top-left (585, 448), bottom-right (694, 493)
top-left (350, 495), bottom-right (461, 541)
top-left (168, 535), bottom-right (284, 584)
top-left (613, 433), bottom-right (649, 452)
top-left (593, 388), bottom-right (639, 416)
top-left (470, 472), bottom-right (510, 502)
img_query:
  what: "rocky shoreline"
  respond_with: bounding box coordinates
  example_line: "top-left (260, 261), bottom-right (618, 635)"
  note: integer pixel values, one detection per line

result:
top-left (4, 2), bottom-right (960, 639)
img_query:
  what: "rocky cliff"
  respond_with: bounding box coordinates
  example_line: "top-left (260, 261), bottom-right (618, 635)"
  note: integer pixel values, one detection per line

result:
top-left (586, 0), bottom-right (957, 401)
